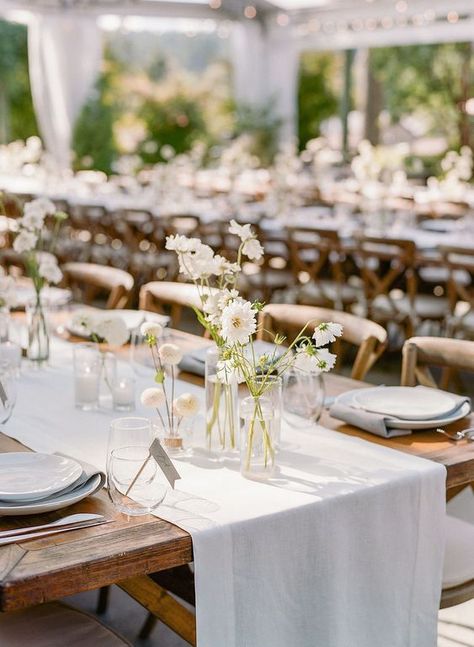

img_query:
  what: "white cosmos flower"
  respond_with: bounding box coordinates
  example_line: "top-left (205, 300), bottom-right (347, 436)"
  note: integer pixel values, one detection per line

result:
top-left (13, 229), bottom-right (37, 253)
top-left (312, 322), bottom-right (343, 347)
top-left (229, 219), bottom-right (253, 242)
top-left (212, 255), bottom-right (240, 277)
top-left (165, 234), bottom-right (194, 253)
top-left (141, 387), bottom-right (166, 408)
top-left (178, 243), bottom-right (215, 281)
top-left (173, 392), bottom-right (200, 418)
top-left (242, 238), bottom-right (264, 261)
top-left (216, 359), bottom-right (245, 384)
top-left (21, 203), bottom-right (46, 231)
top-left (94, 316), bottom-right (129, 346)
top-left (140, 321), bottom-right (163, 339)
top-left (159, 343), bottom-right (183, 366)
top-left (315, 347), bottom-right (337, 372)
top-left (30, 197), bottom-right (56, 217)
top-left (221, 300), bottom-right (257, 345)
top-left (38, 257), bottom-right (62, 284)
top-left (293, 347), bottom-right (322, 373)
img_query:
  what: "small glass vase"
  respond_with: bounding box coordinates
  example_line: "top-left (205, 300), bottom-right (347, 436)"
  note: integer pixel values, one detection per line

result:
top-left (153, 415), bottom-right (193, 457)
top-left (205, 346), bottom-right (239, 453)
top-left (98, 349), bottom-right (117, 408)
top-left (240, 395), bottom-right (277, 480)
top-left (26, 301), bottom-right (49, 366)
top-left (283, 370), bottom-right (325, 429)
top-left (0, 307), bottom-right (10, 343)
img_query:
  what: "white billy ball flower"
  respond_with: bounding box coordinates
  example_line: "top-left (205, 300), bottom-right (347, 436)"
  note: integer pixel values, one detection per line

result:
top-left (173, 393), bottom-right (200, 418)
top-left (221, 300), bottom-right (257, 345)
top-left (158, 343), bottom-right (183, 366)
top-left (312, 322), bottom-right (343, 347)
top-left (140, 321), bottom-right (163, 339)
top-left (229, 219), bottom-right (253, 242)
top-left (94, 316), bottom-right (129, 346)
top-left (13, 229), bottom-right (37, 254)
top-left (242, 238), bottom-right (264, 261)
top-left (141, 387), bottom-right (166, 408)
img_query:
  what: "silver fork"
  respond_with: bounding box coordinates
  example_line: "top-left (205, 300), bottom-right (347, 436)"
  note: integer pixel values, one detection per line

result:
top-left (435, 427), bottom-right (474, 441)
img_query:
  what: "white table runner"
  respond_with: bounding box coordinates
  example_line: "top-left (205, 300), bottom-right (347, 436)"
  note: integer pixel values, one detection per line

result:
top-left (4, 340), bottom-right (446, 647)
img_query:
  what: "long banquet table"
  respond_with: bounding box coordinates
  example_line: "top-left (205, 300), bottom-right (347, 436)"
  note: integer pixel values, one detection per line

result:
top-left (0, 328), bottom-right (473, 641)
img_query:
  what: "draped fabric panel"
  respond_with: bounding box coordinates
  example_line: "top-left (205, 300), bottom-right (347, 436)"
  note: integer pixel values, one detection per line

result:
top-left (28, 13), bottom-right (102, 169)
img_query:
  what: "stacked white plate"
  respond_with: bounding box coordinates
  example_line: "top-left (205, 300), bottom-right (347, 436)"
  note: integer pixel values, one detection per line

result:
top-left (0, 453), bottom-right (103, 516)
top-left (66, 308), bottom-right (169, 339)
top-left (349, 386), bottom-right (470, 430)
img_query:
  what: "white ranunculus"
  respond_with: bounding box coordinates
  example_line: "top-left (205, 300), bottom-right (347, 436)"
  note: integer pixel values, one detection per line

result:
top-left (312, 322), bottom-right (343, 347)
top-left (242, 238), bottom-right (264, 261)
top-left (94, 316), bottom-right (129, 346)
top-left (173, 392), bottom-right (200, 418)
top-left (221, 300), bottom-right (257, 345)
top-left (13, 229), bottom-right (37, 253)
top-left (158, 343), bottom-right (183, 366)
top-left (140, 321), bottom-right (163, 339)
top-left (38, 258), bottom-right (62, 284)
top-left (141, 387), bottom-right (166, 408)
top-left (229, 219), bottom-right (253, 242)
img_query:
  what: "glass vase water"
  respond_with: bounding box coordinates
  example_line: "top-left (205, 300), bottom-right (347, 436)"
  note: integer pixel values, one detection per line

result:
top-left (205, 345), bottom-right (239, 452)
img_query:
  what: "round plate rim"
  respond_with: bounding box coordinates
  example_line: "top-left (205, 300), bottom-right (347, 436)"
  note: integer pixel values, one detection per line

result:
top-left (352, 386), bottom-right (458, 421)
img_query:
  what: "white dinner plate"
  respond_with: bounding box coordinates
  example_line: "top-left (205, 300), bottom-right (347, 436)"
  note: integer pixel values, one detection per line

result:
top-left (67, 309), bottom-right (146, 338)
top-left (0, 453), bottom-right (82, 502)
top-left (385, 401), bottom-right (470, 430)
top-left (0, 474), bottom-right (103, 516)
top-left (352, 386), bottom-right (459, 421)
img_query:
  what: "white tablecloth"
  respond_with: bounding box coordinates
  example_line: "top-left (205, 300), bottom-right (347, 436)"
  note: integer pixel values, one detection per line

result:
top-left (5, 340), bottom-right (446, 647)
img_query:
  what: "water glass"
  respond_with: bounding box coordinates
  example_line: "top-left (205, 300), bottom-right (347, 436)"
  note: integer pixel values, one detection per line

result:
top-left (283, 369), bottom-right (325, 428)
top-left (0, 341), bottom-right (22, 376)
top-left (0, 366), bottom-right (17, 424)
top-left (107, 417), bottom-right (168, 516)
top-left (74, 343), bottom-right (100, 410)
top-left (112, 376), bottom-right (136, 412)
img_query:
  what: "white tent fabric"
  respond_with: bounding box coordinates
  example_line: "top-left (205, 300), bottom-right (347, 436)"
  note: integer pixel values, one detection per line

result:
top-left (28, 13), bottom-right (102, 169)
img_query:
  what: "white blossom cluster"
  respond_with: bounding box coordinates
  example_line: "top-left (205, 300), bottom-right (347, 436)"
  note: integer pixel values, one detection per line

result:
top-left (13, 198), bottom-right (63, 286)
top-left (71, 311), bottom-right (130, 346)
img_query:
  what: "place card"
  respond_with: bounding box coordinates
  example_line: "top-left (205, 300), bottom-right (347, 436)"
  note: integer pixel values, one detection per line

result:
top-left (124, 438), bottom-right (181, 496)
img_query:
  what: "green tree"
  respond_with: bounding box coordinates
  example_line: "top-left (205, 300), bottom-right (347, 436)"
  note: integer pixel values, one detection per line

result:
top-left (233, 102), bottom-right (281, 166)
top-left (371, 43), bottom-right (474, 148)
top-left (297, 51), bottom-right (340, 150)
top-left (0, 19), bottom-right (38, 143)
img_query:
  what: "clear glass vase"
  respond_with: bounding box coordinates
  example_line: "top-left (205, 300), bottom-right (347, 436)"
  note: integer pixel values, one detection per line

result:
top-left (26, 301), bottom-right (49, 365)
top-left (283, 370), bottom-right (325, 429)
top-left (240, 395), bottom-right (277, 480)
top-left (0, 307), bottom-right (10, 343)
top-left (153, 415), bottom-right (193, 457)
top-left (205, 345), bottom-right (239, 452)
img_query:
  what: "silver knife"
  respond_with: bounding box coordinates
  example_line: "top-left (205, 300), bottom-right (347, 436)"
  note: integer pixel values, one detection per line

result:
top-left (0, 517), bottom-right (112, 546)
top-left (0, 513), bottom-right (104, 539)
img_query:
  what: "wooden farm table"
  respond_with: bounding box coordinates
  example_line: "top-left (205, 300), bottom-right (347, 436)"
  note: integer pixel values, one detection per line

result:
top-left (0, 327), bottom-right (473, 642)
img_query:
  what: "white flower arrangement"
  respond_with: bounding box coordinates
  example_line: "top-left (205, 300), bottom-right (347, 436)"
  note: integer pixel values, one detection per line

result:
top-left (140, 321), bottom-right (200, 451)
top-left (11, 197), bottom-right (68, 304)
top-left (71, 311), bottom-right (130, 347)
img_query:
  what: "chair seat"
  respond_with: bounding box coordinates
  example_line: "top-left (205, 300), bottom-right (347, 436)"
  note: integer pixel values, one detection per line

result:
top-left (371, 293), bottom-right (448, 320)
top-left (0, 602), bottom-right (131, 647)
top-left (443, 515), bottom-right (474, 590)
top-left (298, 280), bottom-right (361, 306)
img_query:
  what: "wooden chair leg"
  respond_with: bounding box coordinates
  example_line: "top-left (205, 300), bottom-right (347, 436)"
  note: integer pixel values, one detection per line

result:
top-left (118, 575), bottom-right (196, 646)
top-left (96, 586), bottom-right (110, 614)
top-left (139, 612), bottom-right (159, 640)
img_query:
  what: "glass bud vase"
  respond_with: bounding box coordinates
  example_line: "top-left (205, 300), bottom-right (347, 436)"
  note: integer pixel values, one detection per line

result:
top-left (153, 416), bottom-right (193, 457)
top-left (0, 307), bottom-right (10, 343)
top-left (26, 301), bottom-right (49, 366)
top-left (205, 345), bottom-right (239, 453)
top-left (240, 394), bottom-right (278, 480)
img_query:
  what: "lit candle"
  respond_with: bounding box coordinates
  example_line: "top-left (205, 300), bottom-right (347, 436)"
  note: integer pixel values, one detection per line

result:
top-left (75, 366), bottom-right (100, 410)
top-left (112, 377), bottom-right (135, 411)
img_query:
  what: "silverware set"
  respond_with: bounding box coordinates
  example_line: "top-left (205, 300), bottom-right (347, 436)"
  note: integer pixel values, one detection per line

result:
top-left (435, 427), bottom-right (474, 442)
top-left (0, 513), bottom-right (111, 546)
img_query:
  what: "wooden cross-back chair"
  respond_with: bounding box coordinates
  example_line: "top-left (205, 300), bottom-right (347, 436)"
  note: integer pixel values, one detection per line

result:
top-left (258, 303), bottom-right (387, 380)
top-left (442, 245), bottom-right (474, 339)
top-left (287, 226), bottom-right (358, 311)
top-left (62, 262), bottom-right (134, 309)
top-left (139, 280), bottom-right (217, 332)
top-left (401, 335), bottom-right (474, 609)
top-left (355, 236), bottom-right (446, 340)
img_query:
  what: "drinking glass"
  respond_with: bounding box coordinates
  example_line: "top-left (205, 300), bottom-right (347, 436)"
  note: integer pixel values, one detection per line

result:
top-left (283, 369), bottom-right (325, 428)
top-left (107, 417), bottom-right (168, 516)
top-left (73, 343), bottom-right (100, 410)
top-left (0, 366), bottom-right (17, 424)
